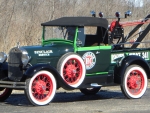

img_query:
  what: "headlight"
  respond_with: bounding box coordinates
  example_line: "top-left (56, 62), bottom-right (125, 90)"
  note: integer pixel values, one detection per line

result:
top-left (20, 48), bottom-right (30, 66)
top-left (0, 52), bottom-right (7, 63)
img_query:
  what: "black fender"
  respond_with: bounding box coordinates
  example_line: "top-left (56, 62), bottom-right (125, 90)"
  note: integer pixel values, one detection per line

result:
top-left (0, 62), bottom-right (8, 70)
top-left (24, 64), bottom-right (73, 90)
top-left (114, 55), bottom-right (150, 84)
top-left (0, 62), bottom-right (8, 79)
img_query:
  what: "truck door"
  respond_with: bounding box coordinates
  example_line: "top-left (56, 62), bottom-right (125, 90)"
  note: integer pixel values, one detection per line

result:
top-left (76, 27), bottom-right (111, 74)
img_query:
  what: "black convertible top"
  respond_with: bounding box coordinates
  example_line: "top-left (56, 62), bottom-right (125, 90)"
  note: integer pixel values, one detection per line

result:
top-left (41, 17), bottom-right (108, 29)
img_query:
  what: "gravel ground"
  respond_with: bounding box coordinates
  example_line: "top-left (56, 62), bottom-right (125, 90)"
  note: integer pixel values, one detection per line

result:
top-left (0, 80), bottom-right (149, 113)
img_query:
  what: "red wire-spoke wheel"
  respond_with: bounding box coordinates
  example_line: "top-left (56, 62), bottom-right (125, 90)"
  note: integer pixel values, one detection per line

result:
top-left (25, 71), bottom-right (56, 106)
top-left (57, 53), bottom-right (86, 88)
top-left (0, 88), bottom-right (12, 101)
top-left (121, 65), bottom-right (147, 99)
top-left (63, 58), bottom-right (82, 84)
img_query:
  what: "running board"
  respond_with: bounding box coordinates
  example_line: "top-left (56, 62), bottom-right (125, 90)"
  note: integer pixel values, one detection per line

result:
top-left (90, 83), bottom-right (102, 87)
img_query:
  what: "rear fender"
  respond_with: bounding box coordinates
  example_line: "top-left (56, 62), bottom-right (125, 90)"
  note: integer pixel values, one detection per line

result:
top-left (114, 55), bottom-right (150, 84)
top-left (24, 64), bottom-right (73, 90)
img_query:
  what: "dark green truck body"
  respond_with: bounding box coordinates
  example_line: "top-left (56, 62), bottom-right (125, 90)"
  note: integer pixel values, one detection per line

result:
top-left (0, 16), bottom-right (149, 106)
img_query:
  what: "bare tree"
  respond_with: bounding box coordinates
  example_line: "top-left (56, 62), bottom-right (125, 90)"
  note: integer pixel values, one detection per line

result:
top-left (0, 0), bottom-right (149, 52)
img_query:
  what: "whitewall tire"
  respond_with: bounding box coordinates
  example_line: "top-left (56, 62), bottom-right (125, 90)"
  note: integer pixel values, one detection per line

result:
top-left (121, 65), bottom-right (147, 99)
top-left (57, 53), bottom-right (86, 88)
top-left (25, 70), bottom-right (56, 106)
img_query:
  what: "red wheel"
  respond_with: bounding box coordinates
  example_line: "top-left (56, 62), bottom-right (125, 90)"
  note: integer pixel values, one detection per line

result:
top-left (57, 53), bottom-right (86, 88)
top-left (121, 65), bottom-right (147, 99)
top-left (63, 58), bottom-right (83, 84)
top-left (25, 71), bottom-right (56, 106)
top-left (109, 20), bottom-right (122, 32)
top-left (109, 21), bottom-right (116, 32)
top-left (0, 88), bottom-right (12, 101)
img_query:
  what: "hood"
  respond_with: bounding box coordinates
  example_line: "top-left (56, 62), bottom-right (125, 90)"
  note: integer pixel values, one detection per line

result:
top-left (21, 42), bottom-right (74, 65)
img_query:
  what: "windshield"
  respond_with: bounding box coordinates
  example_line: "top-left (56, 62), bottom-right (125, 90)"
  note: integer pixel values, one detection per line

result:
top-left (44, 26), bottom-right (76, 41)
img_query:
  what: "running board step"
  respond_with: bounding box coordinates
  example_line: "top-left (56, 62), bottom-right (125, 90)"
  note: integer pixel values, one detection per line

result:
top-left (90, 83), bottom-right (102, 87)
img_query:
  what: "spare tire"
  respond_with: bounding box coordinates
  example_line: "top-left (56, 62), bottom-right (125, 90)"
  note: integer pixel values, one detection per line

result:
top-left (57, 52), bottom-right (86, 88)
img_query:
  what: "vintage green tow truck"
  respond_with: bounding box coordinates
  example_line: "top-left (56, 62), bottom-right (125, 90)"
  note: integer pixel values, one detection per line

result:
top-left (0, 11), bottom-right (150, 106)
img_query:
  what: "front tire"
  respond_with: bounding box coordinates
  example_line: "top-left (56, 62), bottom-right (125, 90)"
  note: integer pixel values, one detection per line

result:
top-left (25, 70), bottom-right (56, 106)
top-left (80, 87), bottom-right (101, 95)
top-left (0, 88), bottom-right (12, 101)
top-left (121, 65), bottom-right (147, 99)
top-left (57, 53), bottom-right (86, 88)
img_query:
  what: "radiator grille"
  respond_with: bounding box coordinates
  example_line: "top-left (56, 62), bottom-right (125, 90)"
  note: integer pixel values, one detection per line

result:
top-left (8, 47), bottom-right (23, 81)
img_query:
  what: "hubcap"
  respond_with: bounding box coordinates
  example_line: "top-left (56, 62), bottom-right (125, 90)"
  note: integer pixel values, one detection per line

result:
top-left (63, 58), bottom-right (82, 84)
top-left (127, 70), bottom-right (144, 95)
top-left (34, 80), bottom-right (46, 94)
top-left (32, 74), bottom-right (53, 101)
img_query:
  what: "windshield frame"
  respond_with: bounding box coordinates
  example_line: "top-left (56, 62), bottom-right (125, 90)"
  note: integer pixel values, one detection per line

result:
top-left (42, 26), bottom-right (78, 47)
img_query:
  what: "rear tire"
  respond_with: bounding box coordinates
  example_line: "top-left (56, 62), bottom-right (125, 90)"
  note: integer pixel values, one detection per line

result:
top-left (121, 65), bottom-right (147, 99)
top-left (25, 70), bottom-right (56, 106)
top-left (80, 87), bottom-right (101, 95)
top-left (0, 88), bottom-right (12, 101)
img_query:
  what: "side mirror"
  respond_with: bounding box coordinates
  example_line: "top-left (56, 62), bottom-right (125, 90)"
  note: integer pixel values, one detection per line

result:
top-left (125, 10), bottom-right (132, 18)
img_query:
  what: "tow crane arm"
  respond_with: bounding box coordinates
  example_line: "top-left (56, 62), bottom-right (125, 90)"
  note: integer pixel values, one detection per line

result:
top-left (110, 14), bottom-right (150, 49)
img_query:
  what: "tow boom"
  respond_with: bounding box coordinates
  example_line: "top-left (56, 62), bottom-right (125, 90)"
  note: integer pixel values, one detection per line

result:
top-left (110, 14), bottom-right (150, 49)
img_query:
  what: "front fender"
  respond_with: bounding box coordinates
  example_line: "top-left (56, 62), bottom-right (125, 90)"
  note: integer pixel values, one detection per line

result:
top-left (0, 62), bottom-right (8, 70)
top-left (24, 64), bottom-right (73, 90)
top-left (114, 55), bottom-right (150, 84)
top-left (0, 62), bottom-right (8, 79)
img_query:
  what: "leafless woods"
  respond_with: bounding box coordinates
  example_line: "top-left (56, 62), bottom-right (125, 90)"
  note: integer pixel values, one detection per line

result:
top-left (0, 0), bottom-right (149, 52)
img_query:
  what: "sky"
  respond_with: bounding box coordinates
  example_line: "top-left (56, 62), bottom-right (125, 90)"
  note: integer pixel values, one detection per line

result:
top-left (135, 0), bottom-right (143, 7)
top-left (130, 0), bottom-right (143, 7)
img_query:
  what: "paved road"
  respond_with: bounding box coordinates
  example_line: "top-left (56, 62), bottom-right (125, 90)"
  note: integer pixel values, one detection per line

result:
top-left (0, 85), bottom-right (150, 113)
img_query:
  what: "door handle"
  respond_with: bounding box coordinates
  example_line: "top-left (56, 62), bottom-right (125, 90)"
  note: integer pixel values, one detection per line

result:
top-left (96, 51), bottom-right (100, 54)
